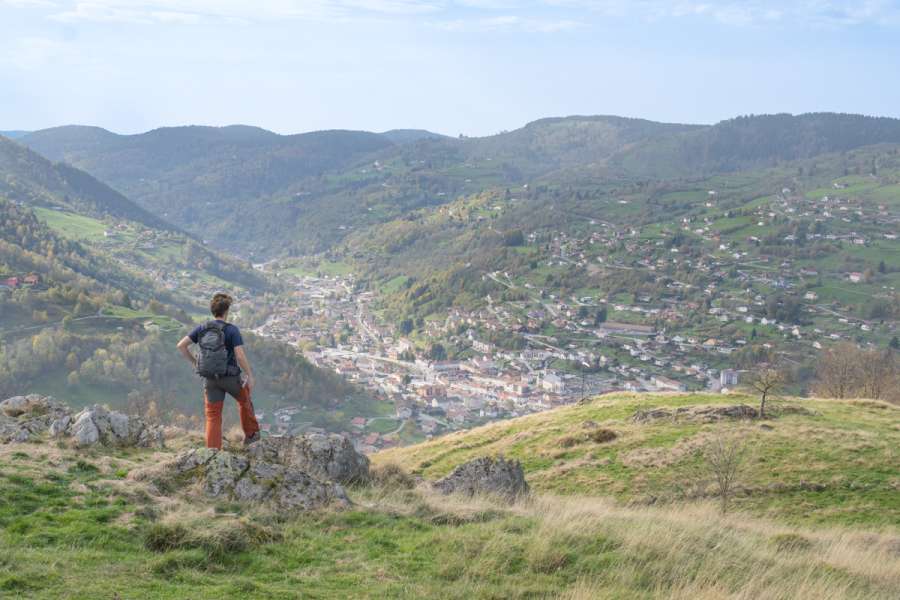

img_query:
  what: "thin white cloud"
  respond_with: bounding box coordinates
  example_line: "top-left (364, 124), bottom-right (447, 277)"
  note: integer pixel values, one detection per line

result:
top-left (543, 1), bottom-right (900, 27)
top-left (7, 0), bottom-right (900, 28)
top-left (437, 14), bottom-right (582, 32)
top-left (45, 0), bottom-right (445, 24)
top-left (1, 1), bottom-right (58, 6)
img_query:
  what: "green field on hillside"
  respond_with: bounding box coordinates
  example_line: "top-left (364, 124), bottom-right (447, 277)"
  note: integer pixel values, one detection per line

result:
top-left (32, 207), bottom-right (110, 241)
top-left (376, 393), bottom-right (900, 527)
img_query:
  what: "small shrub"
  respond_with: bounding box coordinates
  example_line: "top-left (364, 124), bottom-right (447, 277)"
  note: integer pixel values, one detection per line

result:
top-left (587, 429), bottom-right (618, 444)
top-left (430, 510), bottom-right (502, 527)
top-left (771, 533), bottom-right (813, 552)
top-left (229, 579), bottom-right (259, 594)
top-left (558, 435), bottom-right (582, 448)
top-left (241, 521), bottom-right (283, 545)
top-left (370, 463), bottom-right (416, 491)
top-left (68, 460), bottom-right (99, 475)
top-left (0, 575), bottom-right (36, 592)
top-left (133, 506), bottom-right (160, 522)
top-left (213, 502), bottom-right (244, 515)
top-left (201, 524), bottom-right (250, 560)
top-left (151, 550), bottom-right (208, 575)
top-left (526, 538), bottom-right (571, 574)
top-left (144, 523), bottom-right (189, 552)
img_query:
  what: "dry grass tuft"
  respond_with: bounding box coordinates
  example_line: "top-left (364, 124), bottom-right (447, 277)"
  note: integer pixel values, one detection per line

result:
top-left (369, 463), bottom-right (416, 491)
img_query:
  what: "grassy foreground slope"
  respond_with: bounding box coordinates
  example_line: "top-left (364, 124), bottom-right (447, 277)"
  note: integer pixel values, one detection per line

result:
top-left (375, 393), bottom-right (900, 527)
top-left (1, 436), bottom-right (899, 600)
top-left (1, 393), bottom-right (899, 599)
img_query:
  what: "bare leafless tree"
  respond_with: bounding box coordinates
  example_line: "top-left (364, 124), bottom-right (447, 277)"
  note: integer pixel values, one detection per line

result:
top-left (812, 342), bottom-right (860, 399)
top-left (857, 349), bottom-right (897, 401)
top-left (748, 366), bottom-right (784, 418)
top-left (704, 433), bottom-right (746, 515)
top-left (813, 343), bottom-right (899, 403)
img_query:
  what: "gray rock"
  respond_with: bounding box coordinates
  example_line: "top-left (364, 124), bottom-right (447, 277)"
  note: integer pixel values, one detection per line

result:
top-left (433, 455), bottom-right (529, 501)
top-left (632, 404), bottom-right (758, 424)
top-left (71, 412), bottom-right (100, 447)
top-left (274, 471), bottom-right (349, 511)
top-left (247, 433), bottom-right (369, 484)
top-left (0, 396), bottom-right (162, 448)
top-left (66, 405), bottom-right (164, 448)
top-left (1, 395), bottom-right (72, 443)
top-left (170, 448), bottom-right (219, 475)
top-left (0, 396), bottom-right (30, 417)
top-left (233, 461), bottom-right (282, 503)
top-left (204, 451), bottom-right (250, 497)
top-left (152, 438), bottom-right (355, 512)
top-left (108, 411), bottom-right (131, 439)
top-left (49, 415), bottom-right (71, 437)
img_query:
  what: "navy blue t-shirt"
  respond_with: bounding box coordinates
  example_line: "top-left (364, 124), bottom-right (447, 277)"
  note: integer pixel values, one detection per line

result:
top-left (189, 320), bottom-right (244, 372)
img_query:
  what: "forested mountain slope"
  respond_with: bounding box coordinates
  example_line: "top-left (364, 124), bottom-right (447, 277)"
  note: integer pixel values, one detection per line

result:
top-left (611, 113), bottom-right (900, 178)
top-left (0, 144), bottom-right (376, 430)
top-left (0, 135), bottom-right (177, 231)
top-left (19, 113), bottom-right (900, 258)
top-left (0, 134), bottom-right (265, 291)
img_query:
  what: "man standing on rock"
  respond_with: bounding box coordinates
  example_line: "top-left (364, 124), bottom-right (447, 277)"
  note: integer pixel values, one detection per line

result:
top-left (177, 293), bottom-right (260, 449)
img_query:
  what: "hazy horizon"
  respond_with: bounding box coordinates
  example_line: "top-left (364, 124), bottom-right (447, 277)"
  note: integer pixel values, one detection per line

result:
top-left (3, 1), bottom-right (900, 136)
top-left (11, 108), bottom-right (900, 140)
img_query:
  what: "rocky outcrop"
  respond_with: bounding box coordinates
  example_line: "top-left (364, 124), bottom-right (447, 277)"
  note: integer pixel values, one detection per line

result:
top-left (63, 405), bottom-right (164, 448)
top-left (632, 404), bottom-right (758, 424)
top-left (0, 395), bottom-right (163, 448)
top-left (433, 456), bottom-right (529, 502)
top-left (137, 438), bottom-right (361, 511)
top-left (246, 434), bottom-right (370, 484)
top-left (1, 395), bottom-right (75, 444)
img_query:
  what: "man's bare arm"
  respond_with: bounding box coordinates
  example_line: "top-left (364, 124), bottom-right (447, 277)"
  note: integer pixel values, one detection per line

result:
top-left (177, 336), bottom-right (197, 369)
top-left (234, 346), bottom-right (255, 392)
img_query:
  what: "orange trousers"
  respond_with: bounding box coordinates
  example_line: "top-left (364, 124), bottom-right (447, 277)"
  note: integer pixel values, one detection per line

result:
top-left (203, 384), bottom-right (260, 449)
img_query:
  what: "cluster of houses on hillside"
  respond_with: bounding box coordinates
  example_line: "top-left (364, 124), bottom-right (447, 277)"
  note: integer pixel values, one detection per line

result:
top-left (0, 273), bottom-right (41, 290)
top-left (246, 177), bottom-right (896, 452)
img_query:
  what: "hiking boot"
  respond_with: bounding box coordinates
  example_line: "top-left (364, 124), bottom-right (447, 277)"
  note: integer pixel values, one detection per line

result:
top-left (243, 432), bottom-right (261, 446)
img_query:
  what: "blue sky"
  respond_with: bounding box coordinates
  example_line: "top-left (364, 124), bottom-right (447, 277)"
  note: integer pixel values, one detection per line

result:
top-left (2, 1), bottom-right (900, 136)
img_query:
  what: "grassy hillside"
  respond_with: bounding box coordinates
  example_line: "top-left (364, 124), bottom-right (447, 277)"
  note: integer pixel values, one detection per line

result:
top-left (1, 394), bottom-right (898, 599)
top-left (375, 392), bottom-right (900, 527)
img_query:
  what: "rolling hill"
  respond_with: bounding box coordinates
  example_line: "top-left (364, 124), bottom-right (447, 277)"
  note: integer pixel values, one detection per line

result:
top-left (19, 125), bottom-right (395, 250)
top-left (0, 134), bottom-right (177, 232)
top-left (19, 113), bottom-right (900, 258)
top-left (610, 112), bottom-right (900, 178)
top-left (375, 391), bottom-right (900, 527)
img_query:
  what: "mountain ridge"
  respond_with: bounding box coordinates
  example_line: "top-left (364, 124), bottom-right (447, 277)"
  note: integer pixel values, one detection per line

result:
top-left (17, 111), bottom-right (900, 259)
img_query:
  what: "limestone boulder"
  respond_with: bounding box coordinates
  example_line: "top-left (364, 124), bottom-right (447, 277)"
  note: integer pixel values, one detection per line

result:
top-left (247, 433), bottom-right (370, 484)
top-left (433, 456), bottom-right (529, 502)
top-left (0, 395), bottom-right (72, 444)
top-left (142, 443), bottom-right (350, 512)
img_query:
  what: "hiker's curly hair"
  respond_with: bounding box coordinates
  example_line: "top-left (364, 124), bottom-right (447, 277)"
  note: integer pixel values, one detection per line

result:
top-left (210, 293), bottom-right (233, 318)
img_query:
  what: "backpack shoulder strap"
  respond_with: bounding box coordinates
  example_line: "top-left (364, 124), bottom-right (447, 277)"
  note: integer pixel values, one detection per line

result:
top-left (205, 320), bottom-right (226, 331)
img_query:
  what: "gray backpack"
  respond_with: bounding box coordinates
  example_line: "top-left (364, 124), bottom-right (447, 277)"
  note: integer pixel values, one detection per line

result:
top-left (196, 321), bottom-right (229, 378)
